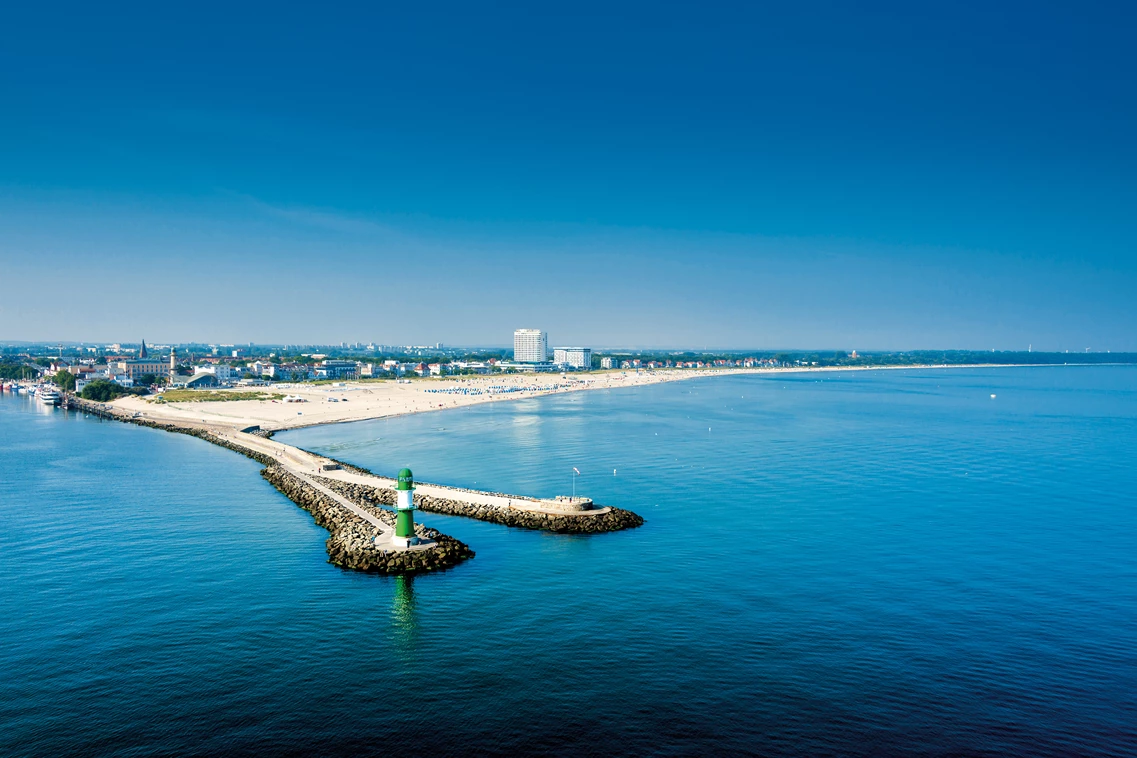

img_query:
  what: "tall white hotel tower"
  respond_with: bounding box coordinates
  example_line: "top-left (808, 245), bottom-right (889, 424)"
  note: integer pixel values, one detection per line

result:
top-left (514, 329), bottom-right (548, 363)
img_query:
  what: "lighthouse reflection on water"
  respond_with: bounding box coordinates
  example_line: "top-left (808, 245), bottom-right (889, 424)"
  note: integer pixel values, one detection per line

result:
top-left (391, 574), bottom-right (418, 652)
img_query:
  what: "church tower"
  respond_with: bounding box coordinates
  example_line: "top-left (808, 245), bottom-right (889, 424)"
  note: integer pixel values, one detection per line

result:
top-left (139, 339), bottom-right (148, 359)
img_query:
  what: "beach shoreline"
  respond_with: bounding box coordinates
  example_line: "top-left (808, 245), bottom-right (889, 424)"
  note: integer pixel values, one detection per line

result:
top-left (111, 362), bottom-right (1066, 433)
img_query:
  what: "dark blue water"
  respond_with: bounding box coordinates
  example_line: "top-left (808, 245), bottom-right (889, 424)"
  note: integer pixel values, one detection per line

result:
top-left (3, 368), bottom-right (1136, 756)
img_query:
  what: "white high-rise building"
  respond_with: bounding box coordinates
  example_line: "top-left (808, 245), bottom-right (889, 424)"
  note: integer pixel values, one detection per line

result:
top-left (514, 329), bottom-right (548, 363)
top-left (553, 347), bottom-right (592, 370)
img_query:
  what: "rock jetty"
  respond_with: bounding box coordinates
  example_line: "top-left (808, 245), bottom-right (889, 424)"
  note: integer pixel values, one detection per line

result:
top-left (316, 477), bottom-right (645, 534)
top-left (70, 397), bottom-right (277, 464)
top-left (69, 396), bottom-right (474, 574)
top-left (262, 467), bottom-right (474, 574)
top-left (66, 395), bottom-right (643, 575)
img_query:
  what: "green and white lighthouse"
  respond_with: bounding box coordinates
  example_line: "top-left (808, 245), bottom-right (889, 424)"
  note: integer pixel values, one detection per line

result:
top-left (393, 467), bottom-right (417, 548)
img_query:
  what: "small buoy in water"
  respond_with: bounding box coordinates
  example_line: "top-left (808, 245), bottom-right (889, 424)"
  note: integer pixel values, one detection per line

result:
top-left (991, 394), bottom-right (997, 399)
top-left (613, 469), bottom-right (617, 475)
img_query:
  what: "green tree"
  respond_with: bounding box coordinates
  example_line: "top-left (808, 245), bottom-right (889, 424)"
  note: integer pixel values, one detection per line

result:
top-left (79, 380), bottom-right (127, 402)
top-left (52, 370), bottom-right (77, 391)
top-left (0, 363), bottom-right (37, 380)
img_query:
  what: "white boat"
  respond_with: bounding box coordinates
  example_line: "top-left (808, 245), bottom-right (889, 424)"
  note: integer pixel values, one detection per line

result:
top-left (39, 388), bottom-right (62, 406)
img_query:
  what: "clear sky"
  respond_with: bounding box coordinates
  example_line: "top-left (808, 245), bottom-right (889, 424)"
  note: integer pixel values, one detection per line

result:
top-left (2, 2), bottom-right (1134, 350)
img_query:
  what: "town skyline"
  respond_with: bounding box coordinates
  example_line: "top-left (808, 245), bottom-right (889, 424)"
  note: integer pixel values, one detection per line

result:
top-left (2, 336), bottom-right (1127, 355)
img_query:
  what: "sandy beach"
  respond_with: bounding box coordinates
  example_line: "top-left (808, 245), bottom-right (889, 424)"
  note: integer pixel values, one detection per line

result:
top-left (113, 368), bottom-right (744, 430)
top-left (111, 364), bottom-right (1006, 432)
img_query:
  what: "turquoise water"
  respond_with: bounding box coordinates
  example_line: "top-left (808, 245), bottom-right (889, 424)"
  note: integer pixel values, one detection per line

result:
top-left (3, 367), bottom-right (1136, 755)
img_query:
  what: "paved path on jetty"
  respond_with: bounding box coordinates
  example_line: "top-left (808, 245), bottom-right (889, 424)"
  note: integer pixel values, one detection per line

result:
top-left (97, 403), bottom-right (613, 519)
top-left (198, 424), bottom-right (613, 518)
top-left (288, 468), bottom-right (394, 539)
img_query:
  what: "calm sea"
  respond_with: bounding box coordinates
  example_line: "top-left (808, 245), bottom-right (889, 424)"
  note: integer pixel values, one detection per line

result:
top-left (2, 367), bottom-right (1135, 756)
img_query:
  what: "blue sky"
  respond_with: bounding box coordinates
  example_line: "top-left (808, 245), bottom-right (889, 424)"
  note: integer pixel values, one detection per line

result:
top-left (1, 2), bottom-right (1134, 349)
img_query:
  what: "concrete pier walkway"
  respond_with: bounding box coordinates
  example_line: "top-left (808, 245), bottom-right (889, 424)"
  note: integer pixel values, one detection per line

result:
top-left (70, 397), bottom-right (643, 547)
top-left (103, 407), bottom-right (615, 522)
top-left (217, 427), bottom-right (613, 518)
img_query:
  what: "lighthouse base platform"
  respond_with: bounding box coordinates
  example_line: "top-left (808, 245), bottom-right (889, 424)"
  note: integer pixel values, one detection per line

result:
top-left (377, 534), bottom-right (434, 550)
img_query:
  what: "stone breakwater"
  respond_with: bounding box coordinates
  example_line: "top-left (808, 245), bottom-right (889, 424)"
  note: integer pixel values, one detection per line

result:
top-left (261, 467), bottom-right (474, 574)
top-left (70, 397), bottom-right (278, 465)
top-left (69, 397), bottom-right (473, 574)
top-left (316, 477), bottom-right (646, 534)
top-left (67, 395), bottom-right (642, 573)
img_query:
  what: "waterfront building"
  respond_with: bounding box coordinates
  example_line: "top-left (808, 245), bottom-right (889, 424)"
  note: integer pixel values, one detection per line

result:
top-left (513, 329), bottom-right (548, 363)
top-left (113, 357), bottom-right (168, 381)
top-left (600, 357), bottom-right (617, 369)
top-left (553, 347), bottom-right (592, 370)
top-left (450, 361), bottom-right (490, 374)
top-left (315, 360), bottom-right (359, 380)
top-left (497, 361), bottom-right (557, 372)
top-left (249, 360), bottom-right (279, 378)
top-left (182, 373), bottom-right (219, 389)
top-left (276, 363), bottom-right (312, 381)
